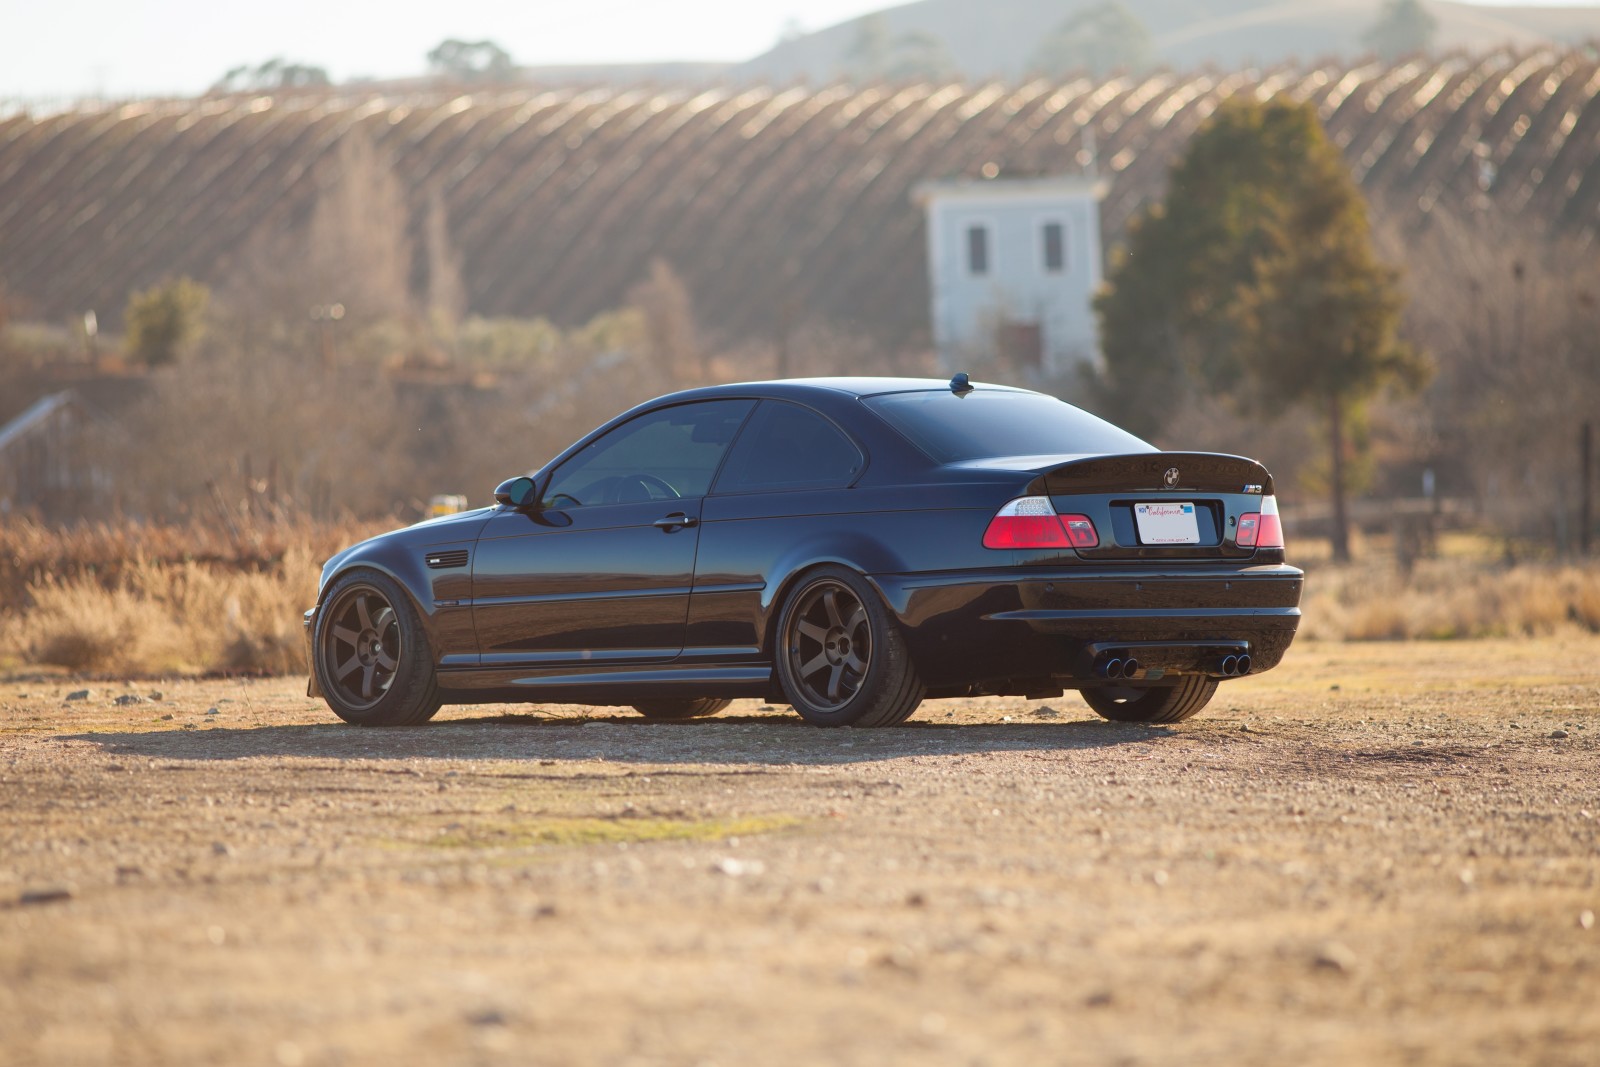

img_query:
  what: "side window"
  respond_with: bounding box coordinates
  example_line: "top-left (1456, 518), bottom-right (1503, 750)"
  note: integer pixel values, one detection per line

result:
top-left (966, 224), bottom-right (990, 276)
top-left (714, 401), bottom-right (864, 494)
top-left (542, 400), bottom-right (754, 507)
top-left (1041, 220), bottom-right (1066, 274)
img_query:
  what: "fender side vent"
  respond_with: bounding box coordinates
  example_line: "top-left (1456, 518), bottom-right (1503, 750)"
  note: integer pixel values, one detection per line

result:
top-left (425, 549), bottom-right (469, 570)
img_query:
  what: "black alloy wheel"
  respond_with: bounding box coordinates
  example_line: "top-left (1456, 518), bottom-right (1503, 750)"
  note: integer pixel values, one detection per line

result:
top-left (775, 566), bottom-right (924, 728)
top-left (1080, 674), bottom-right (1218, 724)
top-left (787, 578), bottom-right (871, 709)
top-left (315, 570), bottom-right (441, 726)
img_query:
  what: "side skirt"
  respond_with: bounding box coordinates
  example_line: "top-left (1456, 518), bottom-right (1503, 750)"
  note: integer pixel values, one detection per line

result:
top-left (435, 663), bottom-right (775, 706)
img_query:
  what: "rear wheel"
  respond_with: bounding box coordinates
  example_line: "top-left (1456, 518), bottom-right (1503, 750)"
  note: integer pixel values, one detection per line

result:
top-left (1081, 675), bottom-right (1217, 724)
top-left (631, 698), bottom-right (732, 720)
top-left (775, 566), bottom-right (925, 727)
top-left (314, 570), bottom-right (442, 726)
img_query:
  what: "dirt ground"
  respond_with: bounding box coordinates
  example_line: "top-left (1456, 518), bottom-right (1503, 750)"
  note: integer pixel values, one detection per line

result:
top-left (2, 636), bottom-right (1597, 1067)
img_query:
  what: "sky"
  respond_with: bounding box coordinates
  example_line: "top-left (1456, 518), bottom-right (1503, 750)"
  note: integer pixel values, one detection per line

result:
top-left (0, 0), bottom-right (1593, 100)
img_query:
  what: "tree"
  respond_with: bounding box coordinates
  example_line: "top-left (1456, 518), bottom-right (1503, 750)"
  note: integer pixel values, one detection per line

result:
top-left (1380, 206), bottom-right (1600, 550)
top-left (628, 259), bottom-right (701, 385)
top-left (842, 15), bottom-right (892, 81)
top-left (839, 17), bottom-right (954, 83)
top-left (1362, 0), bottom-right (1438, 62)
top-left (212, 59), bottom-right (331, 93)
top-left (427, 39), bottom-right (516, 83)
top-left (1234, 217), bottom-right (1426, 562)
top-left (886, 31), bottom-right (958, 82)
top-left (1094, 98), bottom-right (1426, 562)
top-left (776, 17), bottom-right (805, 47)
top-left (124, 277), bottom-right (209, 367)
top-left (1030, 2), bottom-right (1153, 80)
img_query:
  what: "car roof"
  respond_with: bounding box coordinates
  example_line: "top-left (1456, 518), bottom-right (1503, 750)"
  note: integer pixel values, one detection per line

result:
top-left (686, 377), bottom-right (1038, 401)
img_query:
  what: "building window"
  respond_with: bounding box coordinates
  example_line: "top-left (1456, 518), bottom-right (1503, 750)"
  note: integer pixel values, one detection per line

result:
top-left (966, 224), bottom-right (989, 276)
top-left (1042, 221), bottom-right (1066, 273)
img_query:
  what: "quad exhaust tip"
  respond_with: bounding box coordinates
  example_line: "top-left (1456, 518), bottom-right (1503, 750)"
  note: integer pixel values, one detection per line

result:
top-left (1093, 649), bottom-right (1247, 679)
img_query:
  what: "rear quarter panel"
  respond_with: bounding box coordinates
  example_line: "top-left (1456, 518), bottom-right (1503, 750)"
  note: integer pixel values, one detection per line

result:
top-left (688, 481), bottom-right (1010, 659)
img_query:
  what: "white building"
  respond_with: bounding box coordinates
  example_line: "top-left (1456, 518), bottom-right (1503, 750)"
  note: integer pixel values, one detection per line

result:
top-left (914, 174), bottom-right (1107, 381)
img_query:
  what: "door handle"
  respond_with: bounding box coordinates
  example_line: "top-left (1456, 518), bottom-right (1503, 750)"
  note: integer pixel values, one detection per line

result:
top-left (653, 513), bottom-right (698, 531)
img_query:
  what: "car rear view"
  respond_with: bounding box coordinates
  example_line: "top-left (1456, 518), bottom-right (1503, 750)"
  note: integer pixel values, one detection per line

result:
top-left (863, 382), bottom-right (1302, 723)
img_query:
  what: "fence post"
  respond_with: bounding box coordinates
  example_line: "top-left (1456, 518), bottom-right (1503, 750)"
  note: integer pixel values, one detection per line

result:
top-left (1582, 421), bottom-right (1594, 557)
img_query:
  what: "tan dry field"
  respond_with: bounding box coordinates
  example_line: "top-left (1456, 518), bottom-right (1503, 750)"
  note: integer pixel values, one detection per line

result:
top-left (2, 636), bottom-right (1598, 1067)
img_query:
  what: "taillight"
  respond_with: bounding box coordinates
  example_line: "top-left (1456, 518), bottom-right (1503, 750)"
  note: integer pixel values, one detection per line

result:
top-left (983, 497), bottom-right (1099, 550)
top-left (1236, 496), bottom-right (1284, 549)
top-left (1061, 515), bottom-right (1099, 548)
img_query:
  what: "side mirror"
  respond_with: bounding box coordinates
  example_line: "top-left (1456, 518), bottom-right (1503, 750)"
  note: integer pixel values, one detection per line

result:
top-left (493, 475), bottom-right (538, 509)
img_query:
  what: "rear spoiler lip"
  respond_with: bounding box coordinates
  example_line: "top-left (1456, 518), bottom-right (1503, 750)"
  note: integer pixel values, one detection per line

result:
top-left (1027, 451), bottom-right (1275, 497)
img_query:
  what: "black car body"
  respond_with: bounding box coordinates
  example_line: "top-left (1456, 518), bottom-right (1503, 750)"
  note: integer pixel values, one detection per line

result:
top-left (305, 377), bottom-right (1302, 727)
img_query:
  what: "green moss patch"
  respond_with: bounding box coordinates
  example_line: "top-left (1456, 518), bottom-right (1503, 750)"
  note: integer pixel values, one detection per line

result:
top-left (423, 813), bottom-right (802, 850)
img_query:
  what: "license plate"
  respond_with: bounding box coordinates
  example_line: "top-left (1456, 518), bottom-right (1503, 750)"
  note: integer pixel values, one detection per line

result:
top-left (1134, 502), bottom-right (1200, 544)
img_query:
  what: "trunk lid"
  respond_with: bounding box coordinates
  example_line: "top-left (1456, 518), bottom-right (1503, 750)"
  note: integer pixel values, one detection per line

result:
top-left (1038, 452), bottom-right (1273, 497)
top-left (1034, 452), bottom-right (1275, 562)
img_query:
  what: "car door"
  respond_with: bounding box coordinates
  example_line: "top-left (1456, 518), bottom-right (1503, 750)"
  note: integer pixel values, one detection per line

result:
top-left (471, 399), bottom-right (755, 667)
top-left (687, 400), bottom-right (867, 661)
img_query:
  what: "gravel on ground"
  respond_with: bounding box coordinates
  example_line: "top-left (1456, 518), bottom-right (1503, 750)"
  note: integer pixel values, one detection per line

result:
top-left (2, 636), bottom-right (1597, 1066)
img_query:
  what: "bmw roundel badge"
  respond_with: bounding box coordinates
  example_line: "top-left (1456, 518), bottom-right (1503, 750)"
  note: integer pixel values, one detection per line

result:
top-left (1163, 467), bottom-right (1180, 488)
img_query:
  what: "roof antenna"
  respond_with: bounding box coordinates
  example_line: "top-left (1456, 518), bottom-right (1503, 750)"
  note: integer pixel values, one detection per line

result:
top-left (950, 372), bottom-right (973, 397)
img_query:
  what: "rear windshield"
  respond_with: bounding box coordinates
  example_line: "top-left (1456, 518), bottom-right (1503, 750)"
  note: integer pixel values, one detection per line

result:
top-left (864, 389), bottom-right (1153, 463)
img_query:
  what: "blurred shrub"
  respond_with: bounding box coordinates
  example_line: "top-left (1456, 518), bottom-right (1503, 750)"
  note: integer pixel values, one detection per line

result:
top-left (124, 276), bottom-right (209, 367)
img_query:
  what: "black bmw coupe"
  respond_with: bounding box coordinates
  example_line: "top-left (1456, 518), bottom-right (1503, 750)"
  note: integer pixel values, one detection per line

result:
top-left (305, 376), bottom-right (1301, 728)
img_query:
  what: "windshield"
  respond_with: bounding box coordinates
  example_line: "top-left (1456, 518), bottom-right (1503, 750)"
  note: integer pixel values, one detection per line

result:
top-left (864, 389), bottom-right (1154, 464)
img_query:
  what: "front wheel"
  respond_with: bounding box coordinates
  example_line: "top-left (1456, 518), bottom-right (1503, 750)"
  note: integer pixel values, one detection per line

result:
top-left (1080, 675), bottom-right (1217, 724)
top-left (774, 566), bottom-right (925, 727)
top-left (314, 570), bottom-right (442, 726)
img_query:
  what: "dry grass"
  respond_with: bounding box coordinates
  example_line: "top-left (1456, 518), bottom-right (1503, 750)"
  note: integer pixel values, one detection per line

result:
top-left (0, 514), bottom-right (379, 603)
top-left (1301, 557), bottom-right (1600, 640)
top-left (6, 552), bottom-right (320, 675)
top-left (0, 516), bottom-right (385, 675)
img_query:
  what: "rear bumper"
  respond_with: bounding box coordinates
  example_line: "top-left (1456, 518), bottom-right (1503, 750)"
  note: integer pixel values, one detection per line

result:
top-left (872, 563), bottom-right (1303, 689)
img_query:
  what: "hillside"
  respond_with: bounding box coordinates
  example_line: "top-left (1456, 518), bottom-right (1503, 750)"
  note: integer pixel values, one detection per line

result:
top-left (739, 0), bottom-right (1600, 82)
top-left (1, 50), bottom-right (1597, 344)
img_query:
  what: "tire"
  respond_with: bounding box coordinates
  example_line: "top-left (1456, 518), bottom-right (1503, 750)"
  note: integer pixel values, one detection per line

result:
top-left (774, 566), bottom-right (925, 728)
top-left (313, 569), bottom-right (442, 726)
top-left (1081, 674), bottom-right (1218, 724)
top-left (632, 698), bottom-right (732, 720)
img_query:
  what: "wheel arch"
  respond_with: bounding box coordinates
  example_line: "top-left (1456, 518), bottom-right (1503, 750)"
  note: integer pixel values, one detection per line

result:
top-left (755, 534), bottom-right (907, 660)
top-left (312, 559), bottom-right (445, 726)
top-left (314, 551), bottom-right (441, 657)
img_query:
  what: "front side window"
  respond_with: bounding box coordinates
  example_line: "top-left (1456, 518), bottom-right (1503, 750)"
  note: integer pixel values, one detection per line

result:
top-left (542, 400), bottom-right (754, 507)
top-left (966, 224), bottom-right (989, 276)
top-left (714, 401), bottom-right (864, 493)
